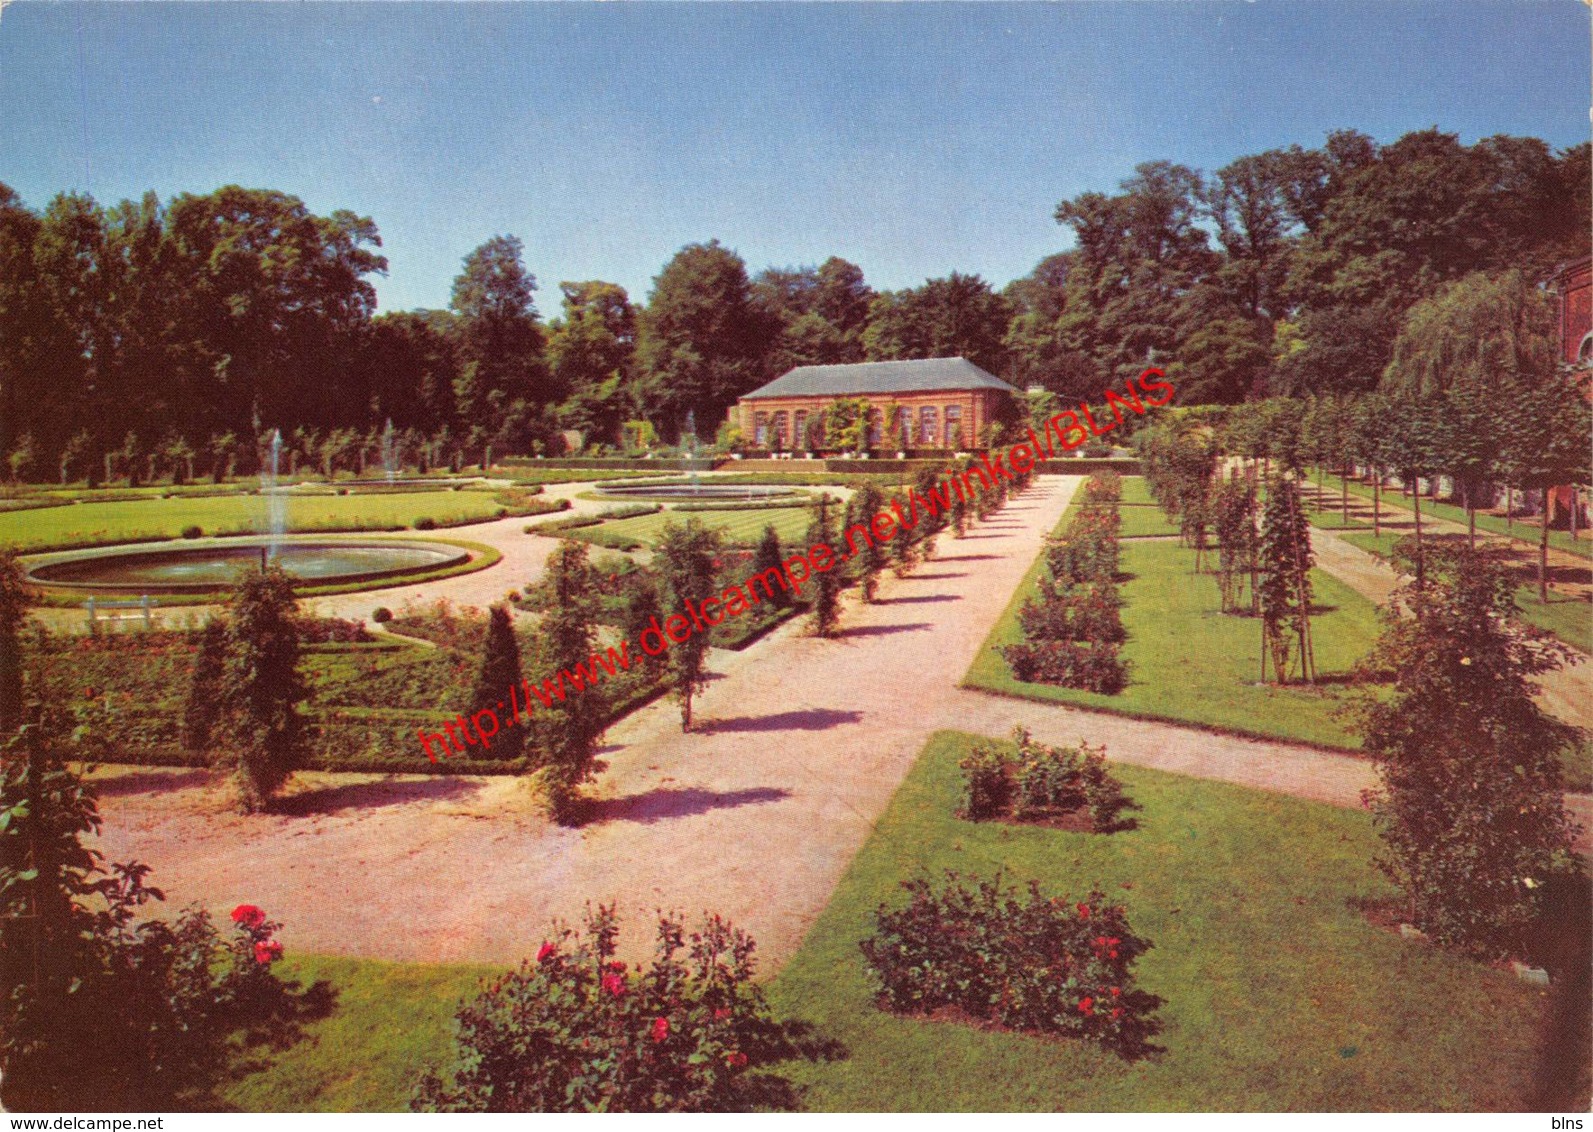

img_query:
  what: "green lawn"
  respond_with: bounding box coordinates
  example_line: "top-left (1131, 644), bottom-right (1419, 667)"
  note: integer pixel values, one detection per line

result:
top-left (221, 955), bottom-right (492, 1112)
top-left (3, 490), bottom-right (508, 551)
top-left (964, 517), bottom-right (1383, 751)
top-left (590, 506), bottom-right (818, 549)
top-left (1117, 476), bottom-right (1159, 507)
top-left (765, 731), bottom-right (1558, 1111)
top-left (1340, 530), bottom-right (1593, 655)
top-left (1117, 505), bottom-right (1182, 539)
top-left (1314, 472), bottom-right (1593, 562)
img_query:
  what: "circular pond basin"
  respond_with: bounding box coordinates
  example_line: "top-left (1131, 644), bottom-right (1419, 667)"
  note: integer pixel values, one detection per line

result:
top-left (26, 540), bottom-right (469, 594)
top-left (594, 481), bottom-right (798, 501)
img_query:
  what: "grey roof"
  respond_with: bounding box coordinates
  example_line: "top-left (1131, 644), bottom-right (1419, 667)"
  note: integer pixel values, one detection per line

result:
top-left (740, 357), bottom-right (1019, 401)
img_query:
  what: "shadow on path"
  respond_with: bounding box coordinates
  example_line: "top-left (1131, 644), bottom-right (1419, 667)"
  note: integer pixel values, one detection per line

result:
top-left (840, 622), bottom-right (934, 639)
top-left (934, 554), bottom-right (999, 562)
top-left (702, 708), bottom-right (864, 734)
top-left (877, 593), bottom-right (961, 605)
top-left (274, 775), bottom-right (484, 816)
top-left (581, 785), bottom-right (791, 826)
top-left (908, 571), bottom-right (967, 580)
top-left (94, 768), bottom-right (214, 797)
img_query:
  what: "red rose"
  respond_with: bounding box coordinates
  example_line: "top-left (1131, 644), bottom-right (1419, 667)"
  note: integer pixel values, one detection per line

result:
top-left (231, 904), bottom-right (266, 929)
top-left (1107, 937), bottom-right (1121, 946)
top-left (1076, 903), bottom-right (1090, 920)
top-left (1078, 997), bottom-right (1094, 1014)
top-left (650, 1017), bottom-right (669, 1043)
top-left (601, 972), bottom-right (626, 997)
top-left (713, 1007), bottom-right (731, 1021)
top-left (1111, 1007), bottom-right (1123, 1019)
top-left (254, 940), bottom-right (283, 964)
top-left (536, 941), bottom-right (555, 962)
top-left (1110, 986), bottom-right (1121, 997)
top-left (726, 1051), bottom-right (748, 1069)
top-left (1109, 950), bottom-right (1119, 959)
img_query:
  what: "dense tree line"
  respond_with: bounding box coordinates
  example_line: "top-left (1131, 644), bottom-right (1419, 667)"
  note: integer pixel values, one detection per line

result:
top-left (2, 127), bottom-right (1585, 478)
top-left (1008, 129), bottom-right (1588, 405)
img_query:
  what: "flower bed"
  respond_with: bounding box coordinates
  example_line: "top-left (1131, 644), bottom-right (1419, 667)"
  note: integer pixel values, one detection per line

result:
top-left (959, 726), bottom-right (1136, 831)
top-left (414, 906), bottom-right (800, 1112)
top-left (859, 872), bottom-right (1161, 1055)
top-left (1002, 471), bottom-right (1128, 693)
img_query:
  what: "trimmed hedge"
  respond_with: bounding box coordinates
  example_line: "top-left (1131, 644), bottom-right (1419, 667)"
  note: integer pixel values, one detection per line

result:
top-left (501, 456), bottom-right (724, 472)
top-left (1036, 458), bottom-right (1142, 475)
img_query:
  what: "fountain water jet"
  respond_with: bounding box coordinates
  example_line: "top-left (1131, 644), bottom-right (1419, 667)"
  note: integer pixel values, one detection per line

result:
top-left (381, 418), bottom-right (398, 483)
top-left (261, 429), bottom-right (287, 562)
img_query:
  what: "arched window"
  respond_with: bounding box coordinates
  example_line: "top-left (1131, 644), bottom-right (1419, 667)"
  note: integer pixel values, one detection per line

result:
top-left (944, 405), bottom-right (963, 450)
top-left (794, 410), bottom-right (809, 450)
top-left (754, 412), bottom-right (769, 447)
top-left (771, 411), bottom-right (789, 450)
top-left (919, 406), bottom-right (939, 446)
top-left (868, 408), bottom-right (885, 447)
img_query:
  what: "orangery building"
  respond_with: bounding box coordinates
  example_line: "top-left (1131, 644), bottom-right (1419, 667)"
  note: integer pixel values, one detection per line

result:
top-left (735, 357), bottom-right (1020, 452)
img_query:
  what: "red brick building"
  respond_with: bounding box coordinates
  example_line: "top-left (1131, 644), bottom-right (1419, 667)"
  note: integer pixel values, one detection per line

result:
top-left (1549, 255), bottom-right (1591, 530)
top-left (1553, 254), bottom-right (1592, 369)
top-left (736, 357), bottom-right (1018, 453)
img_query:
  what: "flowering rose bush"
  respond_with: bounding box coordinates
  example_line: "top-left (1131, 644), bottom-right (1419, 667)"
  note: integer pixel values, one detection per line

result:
top-left (859, 871), bottom-right (1161, 1056)
top-left (412, 906), bottom-right (804, 1112)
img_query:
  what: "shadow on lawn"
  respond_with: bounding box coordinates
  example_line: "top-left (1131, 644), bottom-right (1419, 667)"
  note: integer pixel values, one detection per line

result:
top-left (273, 774), bottom-right (483, 816)
top-left (578, 785), bottom-right (792, 826)
top-left (703, 708), bottom-right (864, 733)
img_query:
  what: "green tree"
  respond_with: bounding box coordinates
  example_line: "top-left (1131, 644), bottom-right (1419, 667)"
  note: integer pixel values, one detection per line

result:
top-left (844, 482), bottom-right (888, 602)
top-left (181, 618), bottom-right (229, 752)
top-left (451, 235), bottom-right (550, 418)
top-left (750, 524), bottom-right (790, 610)
top-left (1211, 473), bottom-right (1257, 614)
top-left (533, 546), bottom-right (606, 818)
top-left (636, 241), bottom-right (774, 436)
top-left (1352, 544), bottom-right (1580, 958)
top-left (862, 272), bottom-right (1012, 375)
top-left (1382, 271), bottom-right (1558, 544)
top-left (1503, 372), bottom-right (1593, 602)
top-left (653, 519), bottom-right (721, 731)
top-left (471, 605), bottom-right (525, 762)
top-left (806, 495), bottom-right (841, 638)
top-left (548, 281), bottom-right (637, 447)
top-left (223, 566), bottom-right (308, 812)
top-left (1257, 475), bottom-right (1314, 684)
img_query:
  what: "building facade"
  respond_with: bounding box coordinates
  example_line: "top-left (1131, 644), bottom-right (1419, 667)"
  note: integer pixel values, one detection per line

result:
top-left (1554, 254), bottom-right (1592, 369)
top-left (735, 357), bottom-right (1019, 453)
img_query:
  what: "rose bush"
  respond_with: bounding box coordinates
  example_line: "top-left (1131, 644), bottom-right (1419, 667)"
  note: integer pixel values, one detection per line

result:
top-left (959, 727), bottom-right (1135, 830)
top-left (859, 871), bottom-right (1161, 1056)
top-left (413, 906), bottom-right (803, 1112)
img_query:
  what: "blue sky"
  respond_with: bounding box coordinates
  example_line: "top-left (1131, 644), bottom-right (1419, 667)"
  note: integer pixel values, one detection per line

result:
top-left (2, 2), bottom-right (1588, 314)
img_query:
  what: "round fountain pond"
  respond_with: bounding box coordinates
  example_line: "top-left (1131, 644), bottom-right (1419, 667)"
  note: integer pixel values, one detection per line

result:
top-left (25, 539), bottom-right (470, 594)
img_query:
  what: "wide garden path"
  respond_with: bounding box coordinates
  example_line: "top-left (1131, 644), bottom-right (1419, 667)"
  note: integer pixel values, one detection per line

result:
top-left (89, 475), bottom-right (1592, 972)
